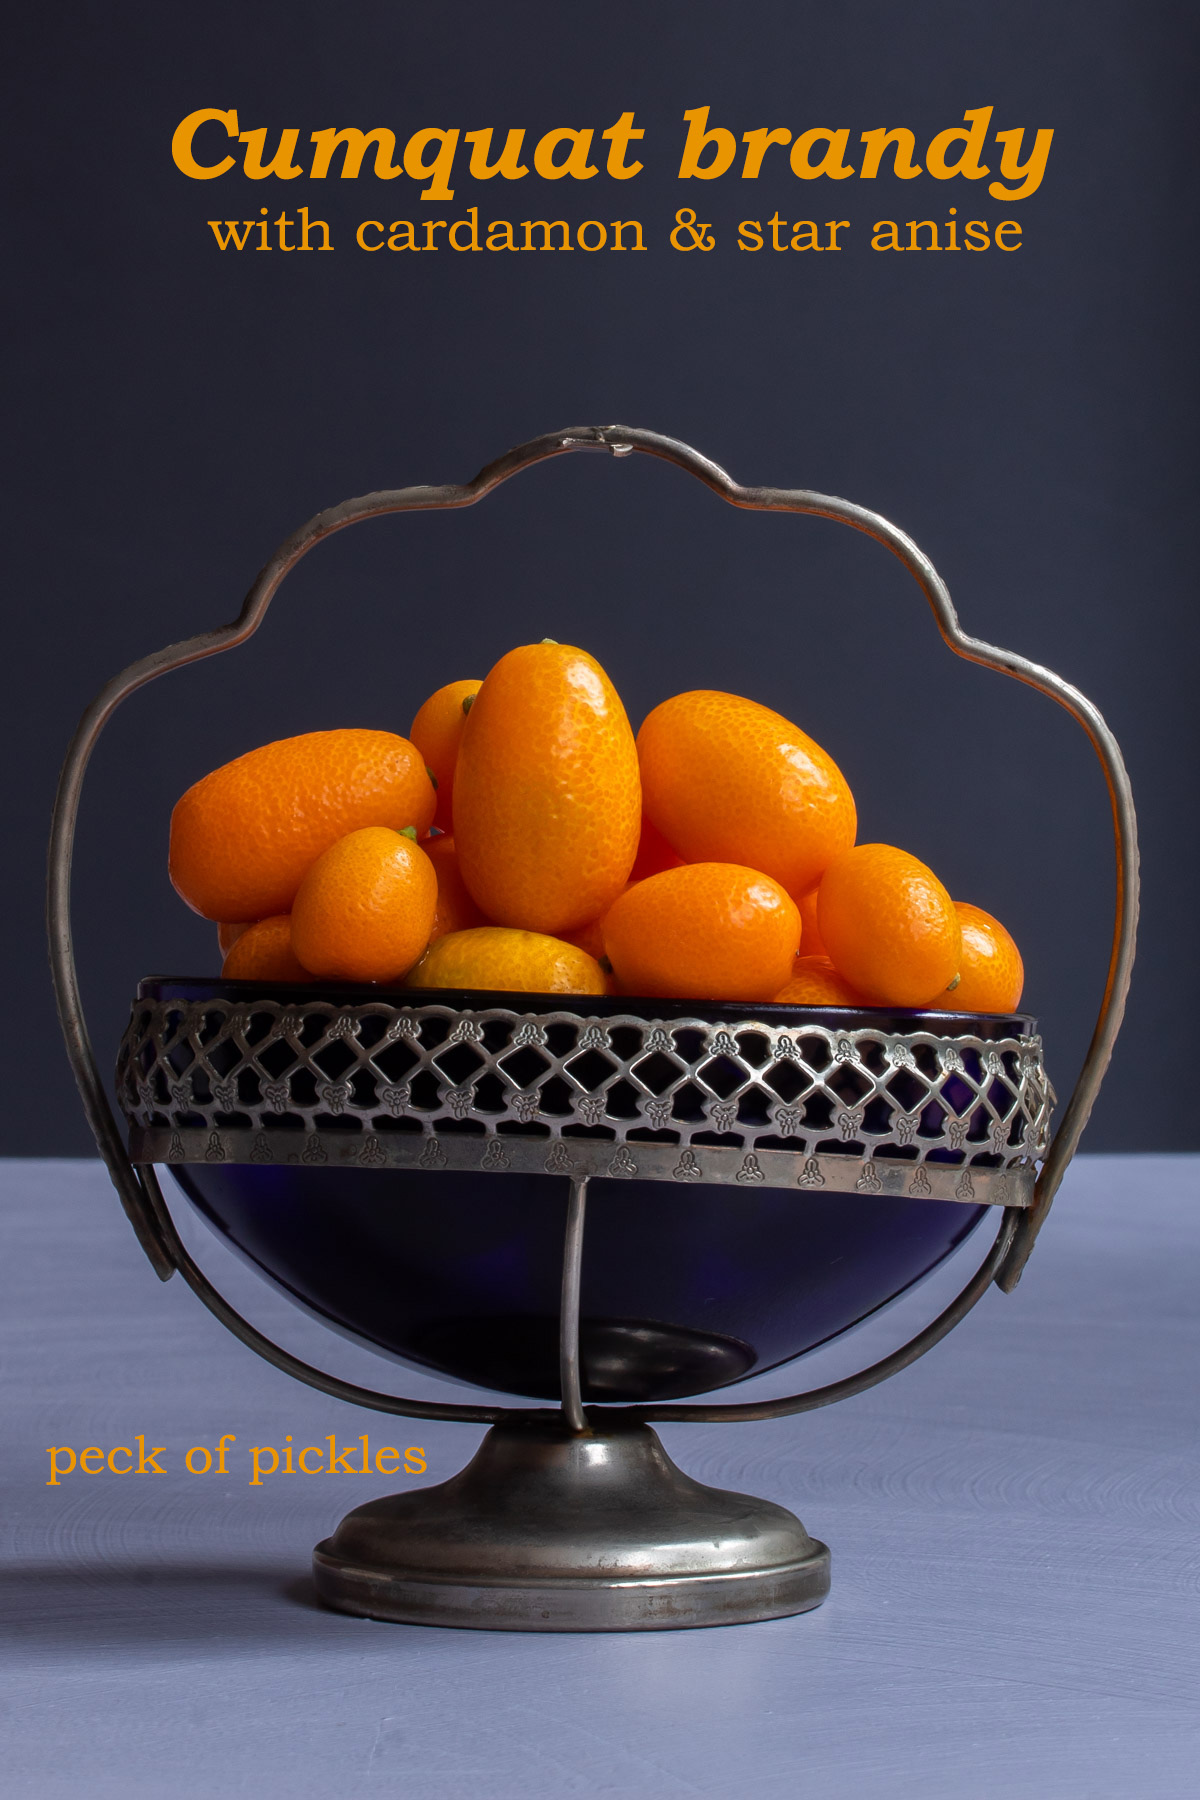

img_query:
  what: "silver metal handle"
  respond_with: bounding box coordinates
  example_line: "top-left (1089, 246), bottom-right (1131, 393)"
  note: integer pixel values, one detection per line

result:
top-left (48, 424), bottom-right (1138, 1424)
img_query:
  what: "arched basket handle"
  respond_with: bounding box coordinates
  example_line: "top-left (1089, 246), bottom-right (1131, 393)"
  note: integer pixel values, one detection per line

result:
top-left (47, 425), bottom-right (1138, 1425)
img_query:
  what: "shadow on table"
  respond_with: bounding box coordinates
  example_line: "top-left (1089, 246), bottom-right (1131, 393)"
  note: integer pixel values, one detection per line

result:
top-left (0, 1560), bottom-right (386, 1654)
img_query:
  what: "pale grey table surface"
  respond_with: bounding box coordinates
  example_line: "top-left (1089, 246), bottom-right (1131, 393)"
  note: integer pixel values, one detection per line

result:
top-left (2, 1154), bottom-right (1197, 1799)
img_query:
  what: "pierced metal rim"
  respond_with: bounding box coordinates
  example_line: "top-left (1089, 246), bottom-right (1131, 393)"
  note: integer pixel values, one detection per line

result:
top-left (132, 1128), bottom-right (1034, 1207)
top-left (48, 424), bottom-right (1138, 1428)
top-left (117, 988), bottom-right (1051, 1205)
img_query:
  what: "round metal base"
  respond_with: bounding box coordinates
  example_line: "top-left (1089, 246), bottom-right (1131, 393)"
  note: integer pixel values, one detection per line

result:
top-left (313, 1414), bottom-right (830, 1631)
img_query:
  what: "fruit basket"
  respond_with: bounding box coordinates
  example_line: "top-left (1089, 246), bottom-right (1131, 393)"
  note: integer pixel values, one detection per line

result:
top-left (49, 425), bottom-right (1137, 1632)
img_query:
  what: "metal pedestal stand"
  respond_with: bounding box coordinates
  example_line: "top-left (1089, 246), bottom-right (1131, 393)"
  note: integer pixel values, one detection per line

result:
top-left (314, 1412), bottom-right (830, 1631)
top-left (49, 426), bottom-right (1138, 1632)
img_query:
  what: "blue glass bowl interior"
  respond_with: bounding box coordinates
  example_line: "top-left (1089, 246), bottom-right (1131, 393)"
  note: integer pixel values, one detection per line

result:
top-left (149, 978), bottom-right (1032, 1404)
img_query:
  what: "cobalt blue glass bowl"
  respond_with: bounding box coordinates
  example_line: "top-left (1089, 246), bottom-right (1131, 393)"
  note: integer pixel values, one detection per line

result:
top-left (146, 979), bottom-right (1030, 1405)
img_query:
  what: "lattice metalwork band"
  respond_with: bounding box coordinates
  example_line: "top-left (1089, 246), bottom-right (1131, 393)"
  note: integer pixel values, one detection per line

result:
top-left (118, 996), bottom-right (1050, 1207)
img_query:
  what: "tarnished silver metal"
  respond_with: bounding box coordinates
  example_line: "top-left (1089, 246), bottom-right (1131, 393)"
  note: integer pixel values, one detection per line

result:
top-left (558, 1180), bottom-right (589, 1434)
top-left (117, 995), bottom-right (1051, 1207)
top-left (46, 426), bottom-right (1138, 1616)
top-left (312, 1413), bottom-right (831, 1630)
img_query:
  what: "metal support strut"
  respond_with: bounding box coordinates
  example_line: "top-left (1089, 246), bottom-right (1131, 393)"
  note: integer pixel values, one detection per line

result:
top-left (558, 1178), bottom-right (589, 1433)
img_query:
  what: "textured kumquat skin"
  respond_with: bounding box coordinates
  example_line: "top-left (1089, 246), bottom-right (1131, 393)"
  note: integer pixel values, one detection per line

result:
top-left (929, 902), bottom-right (1025, 1014)
top-left (563, 881), bottom-right (637, 961)
top-left (290, 827), bottom-right (437, 983)
top-left (773, 957), bottom-right (864, 1006)
top-left (818, 843), bottom-right (962, 1007)
top-left (409, 679), bottom-right (482, 833)
top-left (170, 728), bottom-right (436, 923)
top-left (453, 643), bottom-right (641, 935)
top-left (221, 915), bottom-right (312, 983)
top-left (564, 914), bottom-right (607, 962)
top-left (796, 884), bottom-right (827, 959)
top-left (629, 814), bottom-right (684, 881)
top-left (637, 691), bottom-right (857, 899)
top-left (217, 920), bottom-right (251, 957)
top-left (424, 836), bottom-right (488, 944)
top-left (407, 926), bottom-right (606, 997)
top-left (603, 863), bottom-right (801, 1003)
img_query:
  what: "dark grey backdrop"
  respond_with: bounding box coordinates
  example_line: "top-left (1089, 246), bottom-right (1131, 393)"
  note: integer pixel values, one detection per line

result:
top-left (6, 1), bottom-right (1196, 1154)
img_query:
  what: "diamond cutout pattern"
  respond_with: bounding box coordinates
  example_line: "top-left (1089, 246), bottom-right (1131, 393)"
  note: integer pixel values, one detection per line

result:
top-left (118, 997), bottom-right (1053, 1176)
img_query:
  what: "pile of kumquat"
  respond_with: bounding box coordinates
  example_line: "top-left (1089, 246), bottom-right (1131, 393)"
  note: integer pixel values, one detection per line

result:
top-left (169, 641), bottom-right (1024, 1014)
